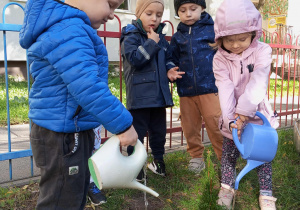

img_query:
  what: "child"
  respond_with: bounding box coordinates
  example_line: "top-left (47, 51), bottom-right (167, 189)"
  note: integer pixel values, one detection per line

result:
top-left (120, 0), bottom-right (177, 178)
top-left (87, 125), bottom-right (107, 206)
top-left (212, 0), bottom-right (279, 209)
top-left (19, 0), bottom-right (138, 209)
top-left (168, 0), bottom-right (223, 174)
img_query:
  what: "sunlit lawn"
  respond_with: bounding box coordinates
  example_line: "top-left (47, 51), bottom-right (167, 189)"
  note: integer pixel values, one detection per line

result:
top-left (0, 73), bottom-right (299, 126)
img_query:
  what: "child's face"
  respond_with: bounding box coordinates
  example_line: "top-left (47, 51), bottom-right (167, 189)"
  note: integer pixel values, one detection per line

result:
top-left (223, 33), bottom-right (252, 55)
top-left (139, 2), bottom-right (164, 33)
top-left (78, 0), bottom-right (124, 29)
top-left (178, 3), bottom-right (203, 26)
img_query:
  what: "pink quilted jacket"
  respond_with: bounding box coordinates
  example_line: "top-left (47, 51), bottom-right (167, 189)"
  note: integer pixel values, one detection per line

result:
top-left (213, 0), bottom-right (279, 139)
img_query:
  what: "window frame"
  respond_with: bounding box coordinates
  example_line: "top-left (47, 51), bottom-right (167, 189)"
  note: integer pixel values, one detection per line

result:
top-left (116, 0), bottom-right (131, 12)
top-left (10, 0), bottom-right (27, 2)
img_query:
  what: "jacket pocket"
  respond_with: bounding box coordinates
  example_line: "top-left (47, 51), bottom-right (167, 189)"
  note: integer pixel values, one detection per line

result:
top-left (133, 71), bottom-right (157, 99)
top-left (30, 137), bottom-right (46, 168)
top-left (133, 71), bottom-right (156, 84)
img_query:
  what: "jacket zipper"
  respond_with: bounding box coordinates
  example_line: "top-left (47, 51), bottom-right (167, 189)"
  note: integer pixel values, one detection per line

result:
top-left (73, 106), bottom-right (82, 132)
top-left (240, 61), bottom-right (243, 74)
top-left (189, 26), bottom-right (197, 93)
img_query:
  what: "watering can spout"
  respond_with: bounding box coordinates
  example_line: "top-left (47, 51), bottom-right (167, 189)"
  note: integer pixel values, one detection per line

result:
top-left (129, 180), bottom-right (159, 197)
top-left (234, 160), bottom-right (264, 190)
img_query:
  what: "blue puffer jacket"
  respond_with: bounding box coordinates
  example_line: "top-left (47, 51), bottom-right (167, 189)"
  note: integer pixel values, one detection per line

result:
top-left (120, 20), bottom-right (174, 110)
top-left (169, 12), bottom-right (218, 97)
top-left (19, 0), bottom-right (132, 134)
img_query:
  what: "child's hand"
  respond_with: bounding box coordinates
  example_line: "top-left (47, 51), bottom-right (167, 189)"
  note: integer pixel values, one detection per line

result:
top-left (147, 27), bottom-right (160, 43)
top-left (231, 114), bottom-right (249, 135)
top-left (235, 114), bottom-right (249, 123)
top-left (167, 67), bottom-right (185, 82)
top-left (230, 121), bottom-right (243, 135)
top-left (117, 125), bottom-right (138, 147)
top-left (235, 113), bottom-right (249, 130)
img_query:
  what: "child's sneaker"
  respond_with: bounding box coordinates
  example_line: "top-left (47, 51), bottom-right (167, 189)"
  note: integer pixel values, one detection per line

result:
top-left (217, 183), bottom-right (235, 209)
top-left (188, 158), bottom-right (205, 174)
top-left (88, 182), bottom-right (107, 206)
top-left (259, 195), bottom-right (277, 210)
top-left (147, 159), bottom-right (166, 177)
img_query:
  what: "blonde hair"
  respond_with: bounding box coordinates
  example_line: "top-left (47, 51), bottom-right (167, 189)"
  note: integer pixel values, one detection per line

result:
top-left (209, 31), bottom-right (256, 51)
top-left (209, 39), bottom-right (222, 50)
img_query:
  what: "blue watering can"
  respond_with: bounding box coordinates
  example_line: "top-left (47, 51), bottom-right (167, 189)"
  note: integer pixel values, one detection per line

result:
top-left (232, 111), bottom-right (278, 190)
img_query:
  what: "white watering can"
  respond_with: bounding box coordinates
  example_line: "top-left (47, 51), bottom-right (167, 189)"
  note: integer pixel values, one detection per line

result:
top-left (88, 135), bottom-right (159, 197)
top-left (232, 111), bottom-right (278, 190)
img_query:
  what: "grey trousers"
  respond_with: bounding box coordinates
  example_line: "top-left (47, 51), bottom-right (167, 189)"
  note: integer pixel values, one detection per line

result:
top-left (30, 123), bottom-right (94, 210)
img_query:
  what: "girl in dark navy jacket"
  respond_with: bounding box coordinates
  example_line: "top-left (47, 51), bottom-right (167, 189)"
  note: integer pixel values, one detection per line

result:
top-left (120, 0), bottom-right (177, 178)
top-left (167, 0), bottom-right (223, 174)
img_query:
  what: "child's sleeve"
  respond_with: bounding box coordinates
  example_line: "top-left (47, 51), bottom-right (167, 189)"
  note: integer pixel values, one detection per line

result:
top-left (235, 44), bottom-right (272, 117)
top-left (162, 37), bottom-right (177, 71)
top-left (167, 36), bottom-right (180, 70)
top-left (42, 25), bottom-right (132, 134)
top-left (213, 54), bottom-right (236, 131)
top-left (121, 33), bottom-right (161, 69)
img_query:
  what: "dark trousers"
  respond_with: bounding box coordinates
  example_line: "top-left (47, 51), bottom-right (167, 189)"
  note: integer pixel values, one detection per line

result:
top-left (221, 137), bottom-right (273, 191)
top-left (30, 123), bottom-right (94, 210)
top-left (127, 107), bottom-right (166, 160)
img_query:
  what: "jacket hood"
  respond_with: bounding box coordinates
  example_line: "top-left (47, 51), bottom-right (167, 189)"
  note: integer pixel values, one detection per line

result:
top-left (177, 11), bottom-right (214, 32)
top-left (19, 0), bottom-right (91, 49)
top-left (214, 0), bottom-right (262, 42)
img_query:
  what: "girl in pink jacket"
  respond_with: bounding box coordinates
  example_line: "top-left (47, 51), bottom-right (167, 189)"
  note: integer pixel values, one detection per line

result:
top-left (212, 0), bottom-right (278, 209)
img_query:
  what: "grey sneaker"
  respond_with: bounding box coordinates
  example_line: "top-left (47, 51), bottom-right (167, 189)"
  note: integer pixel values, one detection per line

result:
top-left (188, 158), bottom-right (205, 173)
top-left (217, 184), bottom-right (235, 209)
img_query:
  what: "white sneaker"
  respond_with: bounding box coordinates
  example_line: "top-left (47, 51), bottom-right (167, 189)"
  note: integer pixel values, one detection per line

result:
top-left (188, 158), bottom-right (205, 173)
top-left (259, 195), bottom-right (277, 210)
top-left (217, 184), bottom-right (235, 209)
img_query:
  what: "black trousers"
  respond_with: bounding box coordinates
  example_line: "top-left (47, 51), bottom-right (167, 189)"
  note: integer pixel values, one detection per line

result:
top-left (127, 107), bottom-right (166, 160)
top-left (30, 123), bottom-right (94, 210)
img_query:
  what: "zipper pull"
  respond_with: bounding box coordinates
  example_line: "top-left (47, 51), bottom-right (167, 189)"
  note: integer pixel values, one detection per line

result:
top-left (240, 61), bottom-right (243, 74)
top-left (189, 26), bottom-right (191, 34)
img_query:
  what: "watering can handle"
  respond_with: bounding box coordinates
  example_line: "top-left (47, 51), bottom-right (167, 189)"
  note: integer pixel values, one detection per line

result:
top-left (255, 111), bottom-right (271, 127)
top-left (232, 116), bottom-right (244, 155)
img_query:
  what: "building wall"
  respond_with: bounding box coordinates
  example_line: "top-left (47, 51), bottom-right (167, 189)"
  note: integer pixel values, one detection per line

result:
top-left (0, 0), bottom-right (225, 62)
top-left (0, 0), bottom-right (26, 61)
top-left (287, 0), bottom-right (300, 37)
top-left (5, 0), bottom-right (298, 63)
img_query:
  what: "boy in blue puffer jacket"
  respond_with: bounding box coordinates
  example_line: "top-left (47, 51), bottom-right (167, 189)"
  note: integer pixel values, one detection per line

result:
top-left (19, 0), bottom-right (138, 209)
top-left (120, 0), bottom-right (182, 179)
top-left (167, 0), bottom-right (223, 174)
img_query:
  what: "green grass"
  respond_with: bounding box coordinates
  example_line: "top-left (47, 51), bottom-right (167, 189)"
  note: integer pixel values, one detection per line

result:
top-left (0, 73), bottom-right (298, 126)
top-left (0, 129), bottom-right (299, 209)
top-left (0, 75), bottom-right (30, 126)
top-left (269, 78), bottom-right (299, 99)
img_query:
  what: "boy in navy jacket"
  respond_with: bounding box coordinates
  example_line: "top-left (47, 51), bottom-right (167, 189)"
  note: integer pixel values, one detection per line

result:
top-left (168, 0), bottom-right (223, 174)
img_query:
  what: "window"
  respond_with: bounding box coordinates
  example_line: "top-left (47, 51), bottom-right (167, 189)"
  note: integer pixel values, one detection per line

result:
top-left (118, 0), bottom-right (129, 11)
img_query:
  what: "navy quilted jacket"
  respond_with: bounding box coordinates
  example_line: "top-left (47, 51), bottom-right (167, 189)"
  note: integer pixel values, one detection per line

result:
top-left (120, 20), bottom-right (174, 110)
top-left (169, 12), bottom-right (218, 97)
top-left (19, 0), bottom-right (132, 134)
